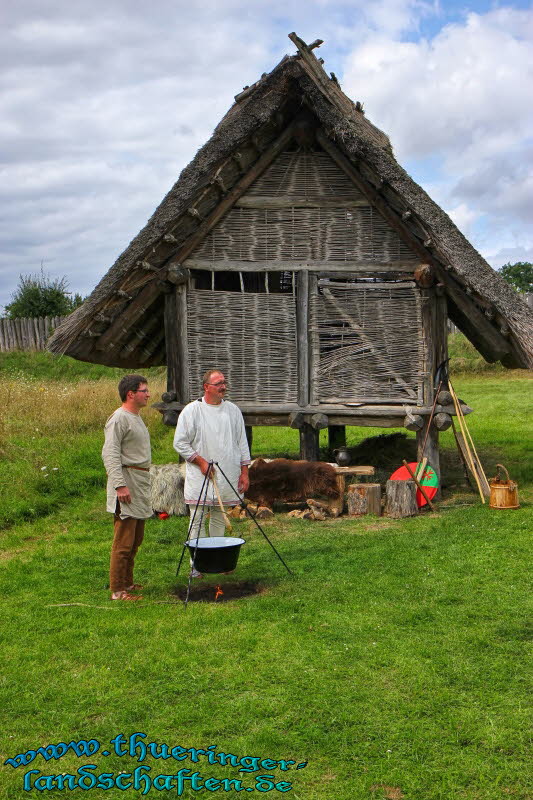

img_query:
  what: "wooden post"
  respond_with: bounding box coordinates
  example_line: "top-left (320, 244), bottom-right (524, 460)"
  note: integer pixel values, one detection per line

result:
top-left (417, 421), bottom-right (440, 499)
top-left (385, 480), bottom-right (418, 518)
top-left (300, 424), bottom-right (320, 461)
top-left (347, 484), bottom-right (382, 516)
top-left (176, 284), bottom-right (189, 403)
top-left (296, 270), bottom-right (309, 406)
top-left (328, 425), bottom-right (346, 452)
top-left (164, 289), bottom-right (179, 397)
top-left (245, 426), bottom-right (253, 456)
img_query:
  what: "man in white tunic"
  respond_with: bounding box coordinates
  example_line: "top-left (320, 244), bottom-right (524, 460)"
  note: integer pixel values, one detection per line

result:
top-left (102, 374), bottom-right (152, 601)
top-left (173, 369), bottom-right (251, 564)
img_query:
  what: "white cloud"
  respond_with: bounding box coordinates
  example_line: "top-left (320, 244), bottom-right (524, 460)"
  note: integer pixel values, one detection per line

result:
top-left (342, 7), bottom-right (533, 262)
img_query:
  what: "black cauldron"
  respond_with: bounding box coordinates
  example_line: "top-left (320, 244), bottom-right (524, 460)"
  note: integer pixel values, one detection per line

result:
top-left (185, 537), bottom-right (246, 574)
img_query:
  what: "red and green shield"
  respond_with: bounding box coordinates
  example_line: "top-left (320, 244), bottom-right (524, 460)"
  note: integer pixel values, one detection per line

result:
top-left (389, 462), bottom-right (439, 507)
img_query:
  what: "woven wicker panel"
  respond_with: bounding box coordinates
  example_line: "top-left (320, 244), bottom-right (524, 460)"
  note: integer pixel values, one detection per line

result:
top-left (193, 206), bottom-right (414, 263)
top-left (245, 151), bottom-right (365, 197)
top-left (310, 282), bottom-right (424, 403)
top-left (187, 290), bottom-right (297, 403)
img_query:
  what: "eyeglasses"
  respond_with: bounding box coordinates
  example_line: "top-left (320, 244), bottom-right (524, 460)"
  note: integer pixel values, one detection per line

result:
top-left (207, 382), bottom-right (227, 387)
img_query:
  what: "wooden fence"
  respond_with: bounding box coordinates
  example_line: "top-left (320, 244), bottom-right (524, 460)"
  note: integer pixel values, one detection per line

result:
top-left (0, 316), bottom-right (66, 353)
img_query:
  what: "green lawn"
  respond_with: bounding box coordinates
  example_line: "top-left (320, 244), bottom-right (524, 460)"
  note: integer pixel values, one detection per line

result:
top-left (0, 350), bottom-right (531, 799)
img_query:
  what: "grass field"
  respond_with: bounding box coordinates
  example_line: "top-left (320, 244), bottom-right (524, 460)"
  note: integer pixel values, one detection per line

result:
top-left (0, 345), bottom-right (531, 799)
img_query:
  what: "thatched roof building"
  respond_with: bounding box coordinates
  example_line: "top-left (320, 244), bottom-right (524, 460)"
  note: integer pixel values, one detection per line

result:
top-left (49, 33), bottom-right (532, 374)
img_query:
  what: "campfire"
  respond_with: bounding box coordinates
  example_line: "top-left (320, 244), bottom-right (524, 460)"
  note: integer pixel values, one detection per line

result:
top-left (175, 581), bottom-right (263, 604)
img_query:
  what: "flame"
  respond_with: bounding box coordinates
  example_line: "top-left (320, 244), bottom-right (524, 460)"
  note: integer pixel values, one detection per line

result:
top-left (214, 585), bottom-right (224, 601)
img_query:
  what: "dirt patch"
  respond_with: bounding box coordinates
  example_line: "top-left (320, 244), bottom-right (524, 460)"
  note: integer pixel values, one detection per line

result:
top-left (370, 786), bottom-right (404, 800)
top-left (174, 581), bottom-right (264, 603)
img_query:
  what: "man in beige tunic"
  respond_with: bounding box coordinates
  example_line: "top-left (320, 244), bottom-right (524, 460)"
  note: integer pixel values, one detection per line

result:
top-left (102, 374), bottom-right (152, 601)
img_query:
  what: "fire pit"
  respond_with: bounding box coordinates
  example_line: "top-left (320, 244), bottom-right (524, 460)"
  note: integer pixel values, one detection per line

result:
top-left (175, 581), bottom-right (263, 603)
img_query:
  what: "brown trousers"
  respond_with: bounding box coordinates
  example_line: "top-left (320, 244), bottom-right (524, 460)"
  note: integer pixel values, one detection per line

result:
top-left (110, 503), bottom-right (145, 592)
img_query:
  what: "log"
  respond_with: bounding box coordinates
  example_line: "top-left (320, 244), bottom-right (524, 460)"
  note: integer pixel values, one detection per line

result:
top-left (404, 411), bottom-right (424, 431)
top-left (433, 412), bottom-right (452, 431)
top-left (385, 480), bottom-right (418, 518)
top-left (161, 391), bottom-right (177, 403)
top-left (185, 257), bottom-right (416, 273)
top-left (436, 390), bottom-right (453, 406)
top-left (332, 466), bottom-right (375, 476)
top-left (414, 263), bottom-right (434, 288)
top-left (163, 410), bottom-right (179, 427)
top-left (310, 413), bottom-right (329, 430)
top-left (328, 474), bottom-right (345, 518)
top-left (288, 412), bottom-right (306, 429)
top-left (347, 483), bottom-right (382, 516)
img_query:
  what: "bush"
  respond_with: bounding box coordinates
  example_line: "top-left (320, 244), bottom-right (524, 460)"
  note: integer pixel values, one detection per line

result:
top-left (498, 262), bottom-right (533, 293)
top-left (3, 269), bottom-right (84, 319)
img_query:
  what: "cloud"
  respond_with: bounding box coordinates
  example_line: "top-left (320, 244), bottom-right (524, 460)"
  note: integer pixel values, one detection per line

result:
top-left (342, 7), bottom-right (533, 262)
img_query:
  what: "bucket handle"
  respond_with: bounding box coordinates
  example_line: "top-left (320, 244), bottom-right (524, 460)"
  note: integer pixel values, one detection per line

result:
top-left (495, 464), bottom-right (511, 484)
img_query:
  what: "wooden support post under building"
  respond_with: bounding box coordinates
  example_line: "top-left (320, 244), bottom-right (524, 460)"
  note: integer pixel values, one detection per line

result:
top-left (417, 421), bottom-right (441, 499)
top-left (385, 480), bottom-right (418, 518)
top-left (300, 424), bottom-right (320, 461)
top-left (328, 425), bottom-right (346, 452)
top-left (245, 426), bottom-right (253, 456)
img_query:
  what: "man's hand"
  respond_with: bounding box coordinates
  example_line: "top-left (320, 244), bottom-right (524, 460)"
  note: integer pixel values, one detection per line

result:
top-left (238, 467), bottom-right (249, 494)
top-left (193, 456), bottom-right (214, 478)
top-left (116, 486), bottom-right (131, 504)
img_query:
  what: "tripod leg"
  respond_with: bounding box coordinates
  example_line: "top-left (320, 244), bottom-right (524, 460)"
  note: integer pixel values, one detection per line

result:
top-left (215, 463), bottom-right (293, 576)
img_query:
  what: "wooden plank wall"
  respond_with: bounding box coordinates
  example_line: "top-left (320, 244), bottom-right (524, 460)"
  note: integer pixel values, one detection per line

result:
top-left (0, 316), bottom-right (66, 352)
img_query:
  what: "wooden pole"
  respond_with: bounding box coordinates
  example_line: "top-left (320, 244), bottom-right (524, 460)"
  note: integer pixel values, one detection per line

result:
top-left (449, 384), bottom-right (485, 503)
top-left (299, 424), bottom-right (320, 461)
top-left (296, 270), bottom-right (309, 406)
top-left (402, 460), bottom-right (436, 511)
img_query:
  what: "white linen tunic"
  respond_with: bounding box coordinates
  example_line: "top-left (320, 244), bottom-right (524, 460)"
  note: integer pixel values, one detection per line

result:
top-left (102, 408), bottom-right (152, 520)
top-left (173, 398), bottom-right (251, 506)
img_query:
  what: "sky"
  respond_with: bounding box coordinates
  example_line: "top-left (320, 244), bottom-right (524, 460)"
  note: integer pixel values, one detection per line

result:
top-left (1, 0), bottom-right (532, 312)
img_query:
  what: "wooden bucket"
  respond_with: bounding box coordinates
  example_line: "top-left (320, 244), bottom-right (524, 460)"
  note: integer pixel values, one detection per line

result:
top-left (489, 464), bottom-right (519, 509)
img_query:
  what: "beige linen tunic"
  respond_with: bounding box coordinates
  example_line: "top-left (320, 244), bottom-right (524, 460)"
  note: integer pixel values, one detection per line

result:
top-left (102, 408), bottom-right (152, 520)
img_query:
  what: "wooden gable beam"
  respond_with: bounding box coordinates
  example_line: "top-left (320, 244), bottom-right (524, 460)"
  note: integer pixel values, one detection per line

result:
top-left (315, 129), bottom-right (512, 363)
top-left (95, 120), bottom-right (298, 354)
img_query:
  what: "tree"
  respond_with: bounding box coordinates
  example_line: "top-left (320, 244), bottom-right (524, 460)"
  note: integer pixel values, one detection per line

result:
top-left (3, 270), bottom-right (84, 319)
top-left (498, 262), bottom-right (533, 294)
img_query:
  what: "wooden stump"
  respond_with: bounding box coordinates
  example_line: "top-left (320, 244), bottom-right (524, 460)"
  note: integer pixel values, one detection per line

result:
top-left (385, 480), bottom-right (418, 518)
top-left (347, 483), bottom-right (382, 516)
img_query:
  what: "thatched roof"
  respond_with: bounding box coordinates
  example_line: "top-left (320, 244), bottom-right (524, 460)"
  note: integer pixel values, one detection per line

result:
top-left (48, 32), bottom-right (533, 369)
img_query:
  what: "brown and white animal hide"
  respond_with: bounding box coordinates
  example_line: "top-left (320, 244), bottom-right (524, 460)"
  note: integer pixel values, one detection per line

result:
top-left (150, 463), bottom-right (187, 516)
top-left (246, 458), bottom-right (340, 508)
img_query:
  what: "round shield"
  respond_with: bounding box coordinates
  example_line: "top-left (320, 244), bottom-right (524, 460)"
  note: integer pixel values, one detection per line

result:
top-left (389, 462), bottom-right (439, 507)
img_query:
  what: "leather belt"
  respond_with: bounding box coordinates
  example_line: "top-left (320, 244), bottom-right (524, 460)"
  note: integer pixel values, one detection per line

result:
top-left (123, 465), bottom-right (150, 472)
